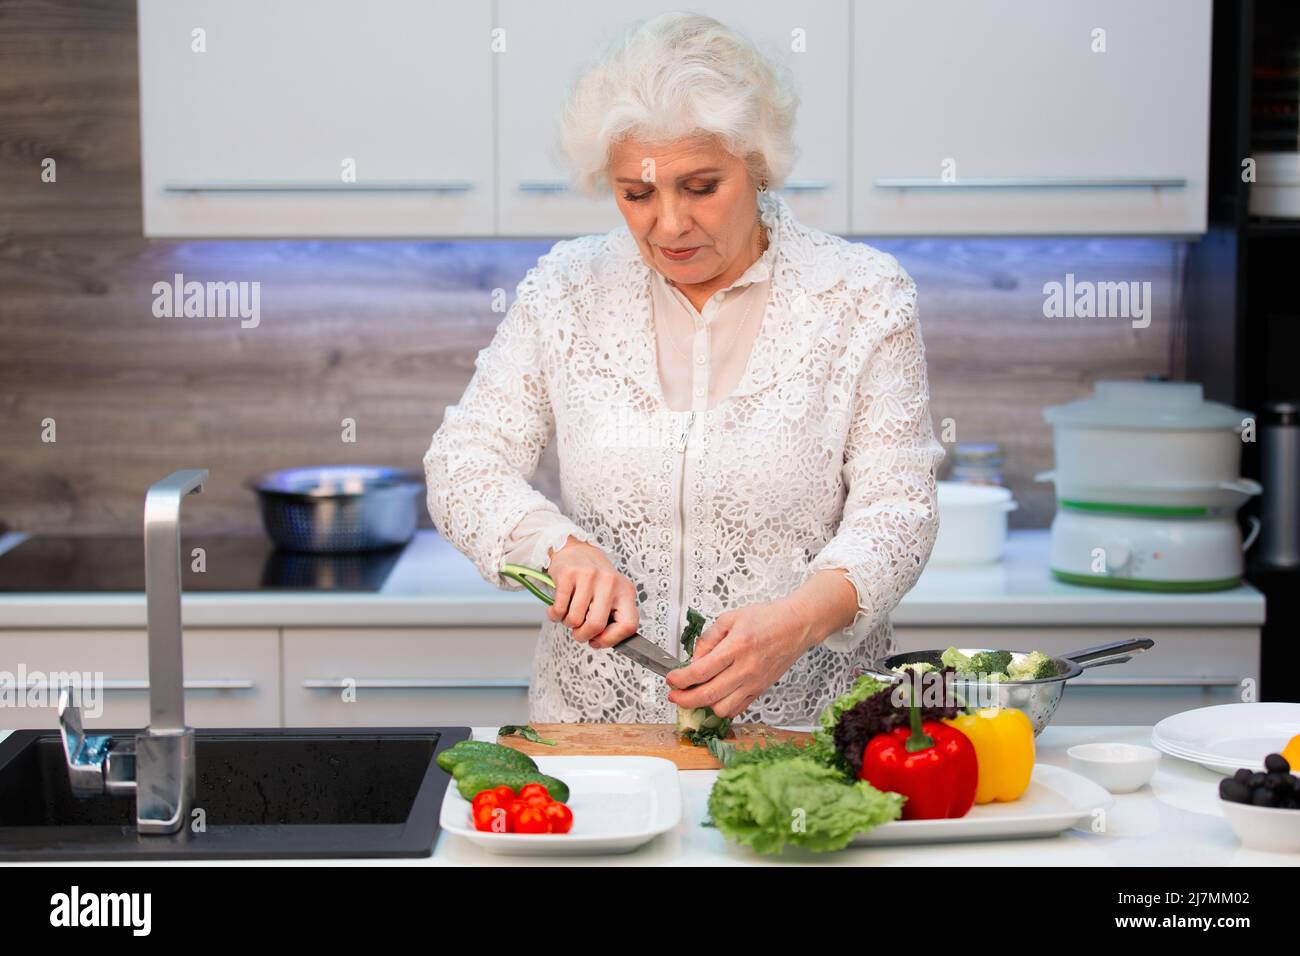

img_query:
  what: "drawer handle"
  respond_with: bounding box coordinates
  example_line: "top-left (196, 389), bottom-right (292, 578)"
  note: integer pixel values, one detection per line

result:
top-left (302, 678), bottom-right (529, 690)
top-left (1069, 677), bottom-right (1242, 688)
top-left (6, 678), bottom-right (254, 691)
top-left (517, 180), bottom-right (570, 193)
top-left (782, 179), bottom-right (831, 192)
top-left (874, 176), bottom-right (1187, 190)
top-left (164, 180), bottom-right (475, 193)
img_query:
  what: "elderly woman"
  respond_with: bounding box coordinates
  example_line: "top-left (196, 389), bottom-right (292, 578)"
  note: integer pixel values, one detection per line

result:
top-left (424, 13), bottom-right (944, 726)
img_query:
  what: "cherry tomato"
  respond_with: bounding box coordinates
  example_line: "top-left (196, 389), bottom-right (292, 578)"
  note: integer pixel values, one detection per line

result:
top-left (512, 805), bottom-right (551, 834)
top-left (544, 802), bottom-right (574, 834)
top-left (473, 802), bottom-right (509, 833)
top-left (491, 785), bottom-right (516, 804)
top-left (506, 799), bottom-right (528, 831)
top-left (471, 791), bottom-right (500, 815)
top-left (518, 783), bottom-right (551, 802)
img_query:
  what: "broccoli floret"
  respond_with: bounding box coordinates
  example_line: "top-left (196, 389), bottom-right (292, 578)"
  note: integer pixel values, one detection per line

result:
top-left (940, 647), bottom-right (973, 672)
top-left (1008, 650), bottom-right (1057, 681)
top-left (892, 661), bottom-right (936, 676)
top-left (968, 650), bottom-right (1014, 678)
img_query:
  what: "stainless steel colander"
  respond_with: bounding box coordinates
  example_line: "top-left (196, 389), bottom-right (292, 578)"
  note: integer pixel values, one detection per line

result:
top-left (864, 638), bottom-right (1155, 735)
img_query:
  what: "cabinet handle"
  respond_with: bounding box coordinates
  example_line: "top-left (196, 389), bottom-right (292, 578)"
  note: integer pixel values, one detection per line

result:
top-left (517, 180), bottom-right (570, 193)
top-left (7, 678), bottom-right (254, 691)
top-left (302, 678), bottom-right (529, 690)
top-left (873, 176), bottom-right (1187, 190)
top-left (1069, 677), bottom-right (1242, 688)
top-left (164, 180), bottom-right (475, 193)
top-left (782, 179), bottom-right (831, 192)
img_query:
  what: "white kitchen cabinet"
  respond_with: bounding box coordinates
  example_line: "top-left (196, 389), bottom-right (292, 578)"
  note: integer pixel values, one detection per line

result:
top-left (851, 0), bottom-right (1212, 235)
top-left (136, 1), bottom-right (1211, 239)
top-left (138, 0), bottom-right (495, 237)
top-left (282, 627), bottom-right (536, 727)
top-left (495, 0), bottom-right (850, 235)
top-left (894, 626), bottom-right (1258, 727)
top-left (0, 629), bottom-right (280, 730)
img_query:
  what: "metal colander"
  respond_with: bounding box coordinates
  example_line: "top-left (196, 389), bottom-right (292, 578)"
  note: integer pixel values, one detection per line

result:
top-left (864, 638), bottom-right (1155, 736)
top-left (247, 466), bottom-right (423, 553)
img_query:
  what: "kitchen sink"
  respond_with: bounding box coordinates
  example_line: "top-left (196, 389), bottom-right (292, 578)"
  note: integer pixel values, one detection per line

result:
top-left (0, 726), bottom-right (469, 860)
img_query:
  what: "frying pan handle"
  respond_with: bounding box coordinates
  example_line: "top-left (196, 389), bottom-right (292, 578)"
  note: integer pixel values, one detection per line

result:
top-left (1061, 638), bottom-right (1154, 666)
top-left (500, 563), bottom-right (557, 606)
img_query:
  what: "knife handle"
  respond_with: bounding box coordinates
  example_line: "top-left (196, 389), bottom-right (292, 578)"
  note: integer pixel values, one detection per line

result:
top-left (504, 564), bottom-right (674, 673)
top-left (500, 563), bottom-right (558, 606)
top-left (502, 563), bottom-right (631, 633)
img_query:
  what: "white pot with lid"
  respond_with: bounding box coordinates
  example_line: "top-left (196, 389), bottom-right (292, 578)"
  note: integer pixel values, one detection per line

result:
top-left (1039, 380), bottom-right (1260, 514)
top-left (929, 481), bottom-right (1018, 565)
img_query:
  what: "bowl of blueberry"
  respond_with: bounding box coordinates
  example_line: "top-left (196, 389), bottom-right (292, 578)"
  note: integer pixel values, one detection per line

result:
top-left (1218, 752), bottom-right (1300, 852)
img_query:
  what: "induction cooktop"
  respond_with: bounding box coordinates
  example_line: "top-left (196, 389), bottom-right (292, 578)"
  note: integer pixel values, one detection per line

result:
top-left (0, 536), bottom-right (405, 593)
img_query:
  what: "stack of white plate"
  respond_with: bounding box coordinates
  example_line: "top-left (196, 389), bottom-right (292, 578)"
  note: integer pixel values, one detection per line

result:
top-left (1151, 702), bottom-right (1300, 776)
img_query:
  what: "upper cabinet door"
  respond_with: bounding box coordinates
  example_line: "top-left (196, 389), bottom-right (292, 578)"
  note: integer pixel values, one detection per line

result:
top-left (138, 0), bottom-right (494, 237)
top-left (851, 0), bottom-right (1212, 235)
top-left (495, 0), bottom-right (850, 236)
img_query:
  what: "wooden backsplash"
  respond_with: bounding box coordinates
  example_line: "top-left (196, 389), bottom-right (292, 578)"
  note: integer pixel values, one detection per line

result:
top-left (0, 0), bottom-right (1185, 537)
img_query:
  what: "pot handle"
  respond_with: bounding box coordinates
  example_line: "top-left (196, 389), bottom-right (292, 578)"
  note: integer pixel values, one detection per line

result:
top-left (1242, 515), bottom-right (1262, 552)
top-left (1000, 500), bottom-right (1020, 513)
top-left (1218, 478), bottom-right (1263, 497)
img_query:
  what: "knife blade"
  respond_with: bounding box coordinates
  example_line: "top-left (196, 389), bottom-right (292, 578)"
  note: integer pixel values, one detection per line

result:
top-left (611, 634), bottom-right (681, 679)
top-left (501, 563), bottom-right (682, 679)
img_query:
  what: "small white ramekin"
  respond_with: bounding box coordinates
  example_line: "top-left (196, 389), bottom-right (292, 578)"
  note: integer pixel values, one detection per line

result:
top-left (1067, 742), bottom-right (1162, 793)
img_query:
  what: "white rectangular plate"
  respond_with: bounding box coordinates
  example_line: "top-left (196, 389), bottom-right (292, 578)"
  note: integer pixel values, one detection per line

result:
top-left (439, 755), bottom-right (682, 856)
top-left (851, 764), bottom-right (1114, 845)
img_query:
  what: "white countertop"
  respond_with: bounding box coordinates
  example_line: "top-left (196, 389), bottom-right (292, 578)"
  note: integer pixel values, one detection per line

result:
top-left (0, 530), bottom-right (1265, 630)
top-left (2, 724), bottom-right (1290, 866)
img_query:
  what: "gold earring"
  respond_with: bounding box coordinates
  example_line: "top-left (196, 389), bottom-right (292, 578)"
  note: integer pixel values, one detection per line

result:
top-left (758, 178), bottom-right (769, 192)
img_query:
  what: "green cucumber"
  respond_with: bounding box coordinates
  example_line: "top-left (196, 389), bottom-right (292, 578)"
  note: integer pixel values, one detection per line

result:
top-left (455, 768), bottom-right (570, 804)
top-left (450, 754), bottom-right (540, 780)
top-left (436, 741), bottom-right (537, 774)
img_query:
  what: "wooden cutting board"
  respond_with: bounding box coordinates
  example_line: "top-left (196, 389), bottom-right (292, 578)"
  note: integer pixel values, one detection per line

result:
top-left (495, 723), bottom-right (814, 770)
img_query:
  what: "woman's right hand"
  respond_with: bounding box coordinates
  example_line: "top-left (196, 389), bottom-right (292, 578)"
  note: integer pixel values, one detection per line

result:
top-left (545, 536), bottom-right (639, 650)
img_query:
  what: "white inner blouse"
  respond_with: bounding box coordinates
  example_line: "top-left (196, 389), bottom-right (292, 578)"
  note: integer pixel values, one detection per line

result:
top-left (650, 234), bottom-right (775, 413)
top-left (502, 228), bottom-right (776, 572)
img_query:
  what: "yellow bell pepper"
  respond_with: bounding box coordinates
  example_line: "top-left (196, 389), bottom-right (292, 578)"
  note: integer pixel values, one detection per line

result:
top-left (942, 707), bottom-right (1035, 804)
top-left (1280, 734), bottom-right (1300, 772)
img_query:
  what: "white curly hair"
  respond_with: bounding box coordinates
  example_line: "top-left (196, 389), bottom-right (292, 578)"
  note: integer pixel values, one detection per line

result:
top-left (556, 12), bottom-right (800, 197)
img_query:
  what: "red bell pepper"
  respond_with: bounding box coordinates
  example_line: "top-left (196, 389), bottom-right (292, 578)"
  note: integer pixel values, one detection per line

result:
top-left (857, 689), bottom-right (978, 820)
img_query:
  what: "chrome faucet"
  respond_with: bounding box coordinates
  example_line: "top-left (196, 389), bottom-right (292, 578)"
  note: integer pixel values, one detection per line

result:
top-left (58, 469), bottom-right (208, 835)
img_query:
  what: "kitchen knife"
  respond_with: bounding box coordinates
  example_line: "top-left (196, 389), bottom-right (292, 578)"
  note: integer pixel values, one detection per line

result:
top-left (500, 563), bottom-right (681, 678)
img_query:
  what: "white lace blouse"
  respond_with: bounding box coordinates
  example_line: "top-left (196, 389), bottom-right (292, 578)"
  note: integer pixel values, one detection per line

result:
top-left (423, 190), bottom-right (945, 725)
top-left (500, 225), bottom-right (777, 575)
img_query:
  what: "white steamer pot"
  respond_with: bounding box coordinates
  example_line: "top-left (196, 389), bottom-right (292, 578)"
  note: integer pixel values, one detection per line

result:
top-left (1040, 380), bottom-right (1260, 514)
top-left (929, 481), bottom-right (1018, 565)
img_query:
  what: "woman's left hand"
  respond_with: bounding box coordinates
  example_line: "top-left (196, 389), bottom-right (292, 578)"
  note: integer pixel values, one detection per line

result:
top-left (665, 598), bottom-right (818, 719)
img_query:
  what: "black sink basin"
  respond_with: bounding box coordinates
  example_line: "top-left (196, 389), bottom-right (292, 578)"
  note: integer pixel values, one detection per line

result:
top-left (0, 726), bottom-right (469, 860)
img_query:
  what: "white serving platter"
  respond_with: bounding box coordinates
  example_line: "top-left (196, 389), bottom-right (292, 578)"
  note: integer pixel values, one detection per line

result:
top-left (439, 755), bottom-right (682, 856)
top-left (1151, 702), bottom-right (1300, 776)
top-left (851, 764), bottom-right (1114, 845)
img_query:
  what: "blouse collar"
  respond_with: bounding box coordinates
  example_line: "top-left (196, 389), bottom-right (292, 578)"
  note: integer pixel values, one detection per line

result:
top-left (588, 189), bottom-right (846, 403)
